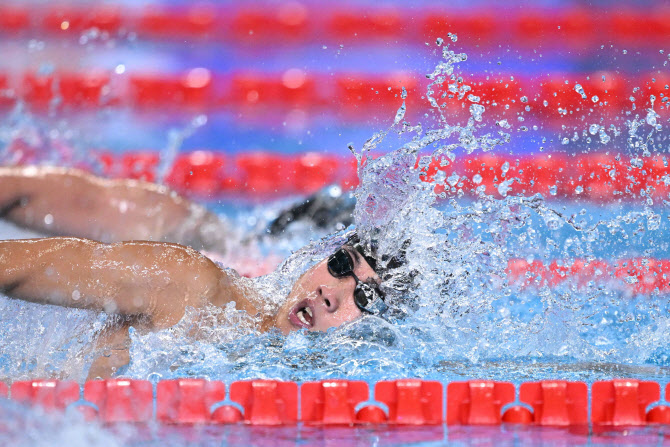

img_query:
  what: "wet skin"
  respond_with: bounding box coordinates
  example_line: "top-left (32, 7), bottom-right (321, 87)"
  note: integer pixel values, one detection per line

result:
top-left (0, 166), bottom-right (379, 378)
top-left (0, 166), bottom-right (227, 252)
top-left (0, 237), bottom-right (378, 378)
top-left (273, 246), bottom-right (380, 334)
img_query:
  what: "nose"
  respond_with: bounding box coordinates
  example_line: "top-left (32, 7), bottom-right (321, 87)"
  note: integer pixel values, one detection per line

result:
top-left (317, 285), bottom-right (344, 313)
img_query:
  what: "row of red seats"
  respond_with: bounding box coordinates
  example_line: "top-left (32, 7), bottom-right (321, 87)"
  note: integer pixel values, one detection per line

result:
top-left (85, 150), bottom-right (670, 202)
top-left (507, 258), bottom-right (670, 295)
top-left (95, 151), bottom-right (358, 196)
top-left (1, 70), bottom-right (666, 121)
top-left (0, 5), bottom-right (668, 46)
top-left (1, 378), bottom-right (669, 428)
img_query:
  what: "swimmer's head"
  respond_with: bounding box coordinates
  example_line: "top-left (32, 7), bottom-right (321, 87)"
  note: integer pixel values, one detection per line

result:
top-left (273, 234), bottom-right (385, 334)
top-left (273, 231), bottom-right (416, 334)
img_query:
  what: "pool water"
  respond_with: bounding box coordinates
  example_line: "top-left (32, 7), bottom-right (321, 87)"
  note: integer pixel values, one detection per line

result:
top-left (2, 3), bottom-right (670, 444)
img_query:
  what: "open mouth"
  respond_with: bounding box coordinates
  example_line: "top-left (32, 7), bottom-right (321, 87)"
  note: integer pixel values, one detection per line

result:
top-left (289, 300), bottom-right (314, 329)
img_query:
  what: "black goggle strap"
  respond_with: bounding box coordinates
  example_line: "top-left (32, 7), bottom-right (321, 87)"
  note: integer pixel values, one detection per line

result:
top-left (352, 274), bottom-right (387, 316)
top-left (329, 247), bottom-right (386, 315)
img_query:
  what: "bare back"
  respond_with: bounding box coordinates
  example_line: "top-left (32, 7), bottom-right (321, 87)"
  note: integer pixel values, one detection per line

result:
top-left (0, 237), bottom-right (258, 329)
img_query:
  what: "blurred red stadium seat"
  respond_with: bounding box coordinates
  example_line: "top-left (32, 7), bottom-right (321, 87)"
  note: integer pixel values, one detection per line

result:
top-left (511, 154), bottom-right (569, 197)
top-left (137, 5), bottom-right (216, 38)
top-left (637, 73), bottom-right (670, 113)
top-left (329, 9), bottom-right (403, 40)
top-left (422, 12), bottom-right (496, 44)
top-left (227, 72), bottom-right (318, 108)
top-left (165, 151), bottom-right (227, 196)
top-left (22, 73), bottom-right (55, 109)
top-left (130, 71), bottom-right (213, 109)
top-left (0, 73), bottom-right (16, 108)
top-left (516, 11), bottom-right (594, 44)
top-left (569, 153), bottom-right (627, 200)
top-left (236, 152), bottom-right (292, 195)
top-left (0, 6), bottom-right (29, 33)
top-left (539, 73), bottom-right (625, 120)
top-left (58, 71), bottom-right (111, 107)
top-left (335, 72), bottom-right (417, 116)
top-left (433, 77), bottom-right (523, 116)
top-left (459, 153), bottom-right (503, 195)
top-left (230, 7), bottom-right (308, 42)
top-left (609, 10), bottom-right (670, 45)
top-left (43, 6), bottom-right (121, 34)
top-left (291, 152), bottom-right (340, 193)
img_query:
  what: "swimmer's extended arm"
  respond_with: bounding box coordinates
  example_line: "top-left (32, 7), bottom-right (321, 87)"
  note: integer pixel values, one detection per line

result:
top-left (0, 237), bottom-right (257, 328)
top-left (0, 166), bottom-right (227, 252)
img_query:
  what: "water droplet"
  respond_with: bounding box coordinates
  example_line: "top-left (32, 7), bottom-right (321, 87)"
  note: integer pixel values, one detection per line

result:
top-left (520, 96), bottom-right (528, 103)
top-left (501, 161), bottom-right (510, 174)
top-left (469, 104), bottom-right (485, 122)
top-left (591, 95), bottom-right (599, 103)
top-left (574, 83), bottom-right (587, 99)
top-left (575, 185), bottom-right (583, 194)
top-left (436, 37), bottom-right (444, 46)
top-left (599, 129), bottom-right (610, 144)
top-left (589, 124), bottom-right (600, 135)
top-left (648, 213), bottom-right (661, 230)
top-left (549, 185), bottom-right (557, 196)
top-left (394, 102), bottom-right (406, 125)
top-left (472, 174), bottom-right (483, 184)
top-left (624, 276), bottom-right (639, 285)
top-left (447, 172), bottom-right (460, 186)
top-left (497, 179), bottom-right (514, 197)
top-left (646, 109), bottom-right (660, 126)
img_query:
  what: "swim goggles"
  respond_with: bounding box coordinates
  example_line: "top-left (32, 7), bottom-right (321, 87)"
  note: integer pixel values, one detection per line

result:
top-left (327, 247), bottom-right (387, 316)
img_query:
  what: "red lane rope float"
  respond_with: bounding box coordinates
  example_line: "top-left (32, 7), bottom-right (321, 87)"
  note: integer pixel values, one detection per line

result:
top-left (84, 150), bottom-right (670, 203)
top-left (1, 70), bottom-right (665, 123)
top-left (507, 258), bottom-right (670, 295)
top-left (1, 5), bottom-right (669, 47)
top-left (4, 378), bottom-right (670, 428)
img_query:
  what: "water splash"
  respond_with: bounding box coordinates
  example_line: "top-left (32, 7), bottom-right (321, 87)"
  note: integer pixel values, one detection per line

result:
top-left (155, 114), bottom-right (208, 184)
top-left (2, 36), bottom-right (670, 386)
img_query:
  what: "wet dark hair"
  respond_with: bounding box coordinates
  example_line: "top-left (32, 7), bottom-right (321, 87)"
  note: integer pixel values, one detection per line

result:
top-left (344, 232), bottom-right (419, 320)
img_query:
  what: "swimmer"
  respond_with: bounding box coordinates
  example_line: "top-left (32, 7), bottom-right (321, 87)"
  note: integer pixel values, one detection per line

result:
top-left (0, 166), bottom-right (229, 252)
top-left (0, 166), bottom-right (384, 379)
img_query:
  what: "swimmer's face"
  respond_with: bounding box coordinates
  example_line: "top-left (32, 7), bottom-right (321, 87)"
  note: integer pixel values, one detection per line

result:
top-left (274, 246), bottom-right (380, 334)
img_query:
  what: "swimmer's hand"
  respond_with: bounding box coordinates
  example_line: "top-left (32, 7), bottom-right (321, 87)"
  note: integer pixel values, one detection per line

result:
top-left (0, 238), bottom-right (257, 328)
top-left (0, 166), bottom-right (227, 252)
